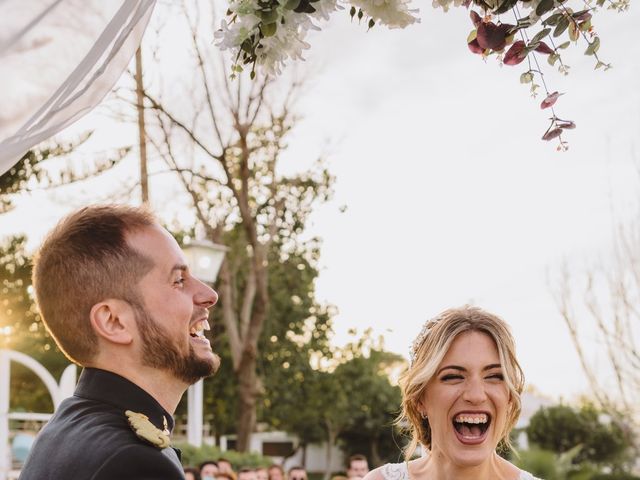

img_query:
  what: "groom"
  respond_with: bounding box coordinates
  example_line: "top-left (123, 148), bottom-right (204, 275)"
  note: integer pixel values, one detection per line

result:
top-left (19, 204), bottom-right (220, 479)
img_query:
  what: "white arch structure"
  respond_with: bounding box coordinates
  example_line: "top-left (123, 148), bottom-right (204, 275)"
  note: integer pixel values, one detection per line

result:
top-left (0, 349), bottom-right (76, 480)
top-left (0, 349), bottom-right (205, 479)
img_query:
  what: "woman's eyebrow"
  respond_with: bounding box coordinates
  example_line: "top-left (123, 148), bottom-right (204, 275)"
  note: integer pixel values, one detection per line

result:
top-left (437, 363), bottom-right (502, 375)
top-left (483, 363), bottom-right (502, 371)
top-left (437, 365), bottom-right (465, 374)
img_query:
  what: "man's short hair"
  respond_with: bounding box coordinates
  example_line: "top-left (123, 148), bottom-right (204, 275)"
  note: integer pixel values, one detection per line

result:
top-left (217, 473), bottom-right (236, 480)
top-left (199, 460), bottom-right (218, 470)
top-left (348, 454), bottom-right (368, 467)
top-left (287, 467), bottom-right (306, 479)
top-left (32, 204), bottom-right (156, 364)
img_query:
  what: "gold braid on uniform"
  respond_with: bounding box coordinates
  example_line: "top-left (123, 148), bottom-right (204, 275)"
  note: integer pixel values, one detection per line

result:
top-left (125, 410), bottom-right (171, 449)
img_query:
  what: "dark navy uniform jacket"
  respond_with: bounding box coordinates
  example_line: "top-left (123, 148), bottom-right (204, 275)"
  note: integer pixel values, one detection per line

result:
top-left (19, 368), bottom-right (185, 480)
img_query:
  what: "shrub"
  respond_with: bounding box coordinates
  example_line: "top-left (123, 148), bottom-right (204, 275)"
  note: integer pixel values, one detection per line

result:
top-left (173, 443), bottom-right (271, 469)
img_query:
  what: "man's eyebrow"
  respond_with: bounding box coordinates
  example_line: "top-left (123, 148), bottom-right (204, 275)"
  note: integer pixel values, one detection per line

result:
top-left (168, 264), bottom-right (188, 278)
top-left (437, 363), bottom-right (502, 375)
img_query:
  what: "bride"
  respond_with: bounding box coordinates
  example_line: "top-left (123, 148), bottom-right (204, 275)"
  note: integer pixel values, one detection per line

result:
top-left (364, 306), bottom-right (541, 480)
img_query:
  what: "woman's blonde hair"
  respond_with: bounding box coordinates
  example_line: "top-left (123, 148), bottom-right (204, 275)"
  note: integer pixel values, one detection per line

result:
top-left (398, 306), bottom-right (524, 459)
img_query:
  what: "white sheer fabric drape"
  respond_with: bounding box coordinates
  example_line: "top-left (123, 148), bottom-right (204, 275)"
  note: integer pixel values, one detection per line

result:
top-left (0, 0), bottom-right (156, 176)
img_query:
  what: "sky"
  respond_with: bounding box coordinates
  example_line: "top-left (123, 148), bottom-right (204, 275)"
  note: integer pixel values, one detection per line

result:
top-left (1, 1), bottom-right (639, 403)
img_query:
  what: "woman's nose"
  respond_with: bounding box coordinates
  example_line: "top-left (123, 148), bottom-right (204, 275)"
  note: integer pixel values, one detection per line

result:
top-left (463, 377), bottom-right (488, 404)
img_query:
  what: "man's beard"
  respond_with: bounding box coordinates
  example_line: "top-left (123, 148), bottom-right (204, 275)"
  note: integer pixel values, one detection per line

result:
top-left (130, 300), bottom-right (220, 384)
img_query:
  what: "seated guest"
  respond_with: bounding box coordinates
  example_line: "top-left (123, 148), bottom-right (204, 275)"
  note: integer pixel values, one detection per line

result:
top-left (199, 460), bottom-right (219, 480)
top-left (347, 455), bottom-right (369, 479)
top-left (268, 464), bottom-right (285, 480)
top-left (218, 458), bottom-right (235, 476)
top-left (288, 466), bottom-right (308, 480)
top-left (184, 467), bottom-right (201, 480)
top-left (238, 467), bottom-right (258, 480)
top-left (256, 466), bottom-right (269, 480)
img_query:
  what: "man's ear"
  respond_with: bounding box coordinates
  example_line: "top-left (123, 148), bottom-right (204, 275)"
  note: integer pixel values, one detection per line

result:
top-left (89, 299), bottom-right (135, 345)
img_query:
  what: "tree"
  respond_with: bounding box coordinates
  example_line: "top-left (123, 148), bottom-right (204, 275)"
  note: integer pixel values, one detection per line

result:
top-left (130, 1), bottom-right (334, 450)
top-left (526, 404), bottom-right (635, 470)
top-left (265, 330), bottom-right (403, 476)
top-left (0, 136), bottom-right (129, 214)
top-left (0, 235), bottom-right (69, 412)
top-left (174, 226), bottom-right (335, 444)
top-left (553, 218), bottom-right (640, 434)
top-left (334, 348), bottom-right (404, 467)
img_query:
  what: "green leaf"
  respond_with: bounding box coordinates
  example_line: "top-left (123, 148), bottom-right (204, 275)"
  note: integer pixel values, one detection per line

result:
top-left (240, 38), bottom-right (254, 54)
top-left (568, 21), bottom-right (579, 41)
top-left (571, 9), bottom-right (591, 18)
top-left (284, 0), bottom-right (300, 10)
top-left (284, 0), bottom-right (301, 9)
top-left (261, 22), bottom-right (277, 37)
top-left (553, 16), bottom-right (570, 37)
top-left (367, 18), bottom-right (375, 29)
top-left (543, 12), bottom-right (563, 26)
top-left (548, 53), bottom-right (560, 65)
top-left (536, 0), bottom-right (555, 17)
top-left (557, 41), bottom-right (570, 49)
top-left (517, 14), bottom-right (533, 26)
top-left (259, 8), bottom-right (279, 23)
top-left (293, 0), bottom-right (316, 13)
top-left (530, 28), bottom-right (551, 44)
top-left (494, 0), bottom-right (518, 15)
top-left (349, 6), bottom-right (356, 18)
top-left (520, 72), bottom-right (534, 83)
top-left (585, 36), bottom-right (600, 55)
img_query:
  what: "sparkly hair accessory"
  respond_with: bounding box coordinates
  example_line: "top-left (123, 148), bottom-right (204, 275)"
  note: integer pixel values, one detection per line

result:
top-left (409, 315), bottom-right (443, 365)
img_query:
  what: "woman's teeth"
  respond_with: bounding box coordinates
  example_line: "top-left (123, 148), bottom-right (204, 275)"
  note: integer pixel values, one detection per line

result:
top-left (454, 413), bottom-right (488, 424)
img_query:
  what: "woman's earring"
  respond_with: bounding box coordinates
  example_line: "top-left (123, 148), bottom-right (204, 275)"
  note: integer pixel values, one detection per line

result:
top-left (420, 412), bottom-right (428, 420)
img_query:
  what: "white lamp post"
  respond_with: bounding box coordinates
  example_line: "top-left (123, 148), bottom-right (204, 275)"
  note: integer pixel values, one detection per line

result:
top-left (182, 239), bottom-right (228, 447)
top-left (182, 240), bottom-right (228, 285)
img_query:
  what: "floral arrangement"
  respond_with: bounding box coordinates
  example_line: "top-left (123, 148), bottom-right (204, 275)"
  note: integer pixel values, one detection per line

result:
top-left (215, 0), bottom-right (630, 148)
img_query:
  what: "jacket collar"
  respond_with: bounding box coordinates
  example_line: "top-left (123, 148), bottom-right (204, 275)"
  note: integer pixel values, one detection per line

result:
top-left (74, 367), bottom-right (175, 433)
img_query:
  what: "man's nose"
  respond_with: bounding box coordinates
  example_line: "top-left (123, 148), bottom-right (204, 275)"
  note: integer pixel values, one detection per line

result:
top-left (195, 279), bottom-right (218, 308)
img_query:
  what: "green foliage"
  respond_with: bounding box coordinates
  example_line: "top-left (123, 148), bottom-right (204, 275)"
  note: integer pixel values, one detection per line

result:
top-left (514, 447), bottom-right (598, 480)
top-left (264, 328), bottom-right (404, 466)
top-left (526, 404), bottom-right (634, 469)
top-left (0, 235), bottom-right (69, 412)
top-left (174, 443), bottom-right (270, 469)
top-left (515, 448), bottom-right (562, 480)
top-left (334, 348), bottom-right (404, 464)
top-left (0, 136), bottom-right (129, 214)
top-left (174, 225), bottom-right (336, 441)
top-left (590, 474), bottom-right (640, 480)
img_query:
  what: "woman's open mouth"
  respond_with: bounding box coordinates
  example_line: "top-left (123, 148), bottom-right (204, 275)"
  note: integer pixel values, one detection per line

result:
top-left (452, 412), bottom-right (491, 445)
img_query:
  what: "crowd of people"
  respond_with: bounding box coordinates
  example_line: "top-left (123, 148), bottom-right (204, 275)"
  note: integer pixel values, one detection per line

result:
top-left (183, 455), bottom-right (370, 480)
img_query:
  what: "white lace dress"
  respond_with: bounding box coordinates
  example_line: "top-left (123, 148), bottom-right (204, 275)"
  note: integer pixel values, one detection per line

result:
top-left (378, 462), bottom-right (542, 480)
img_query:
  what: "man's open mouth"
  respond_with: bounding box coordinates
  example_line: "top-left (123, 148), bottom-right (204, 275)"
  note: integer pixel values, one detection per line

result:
top-left (189, 319), bottom-right (210, 341)
top-left (452, 412), bottom-right (491, 444)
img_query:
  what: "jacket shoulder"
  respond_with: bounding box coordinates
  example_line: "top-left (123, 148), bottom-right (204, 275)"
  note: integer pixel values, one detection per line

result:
top-left (91, 443), bottom-right (184, 480)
